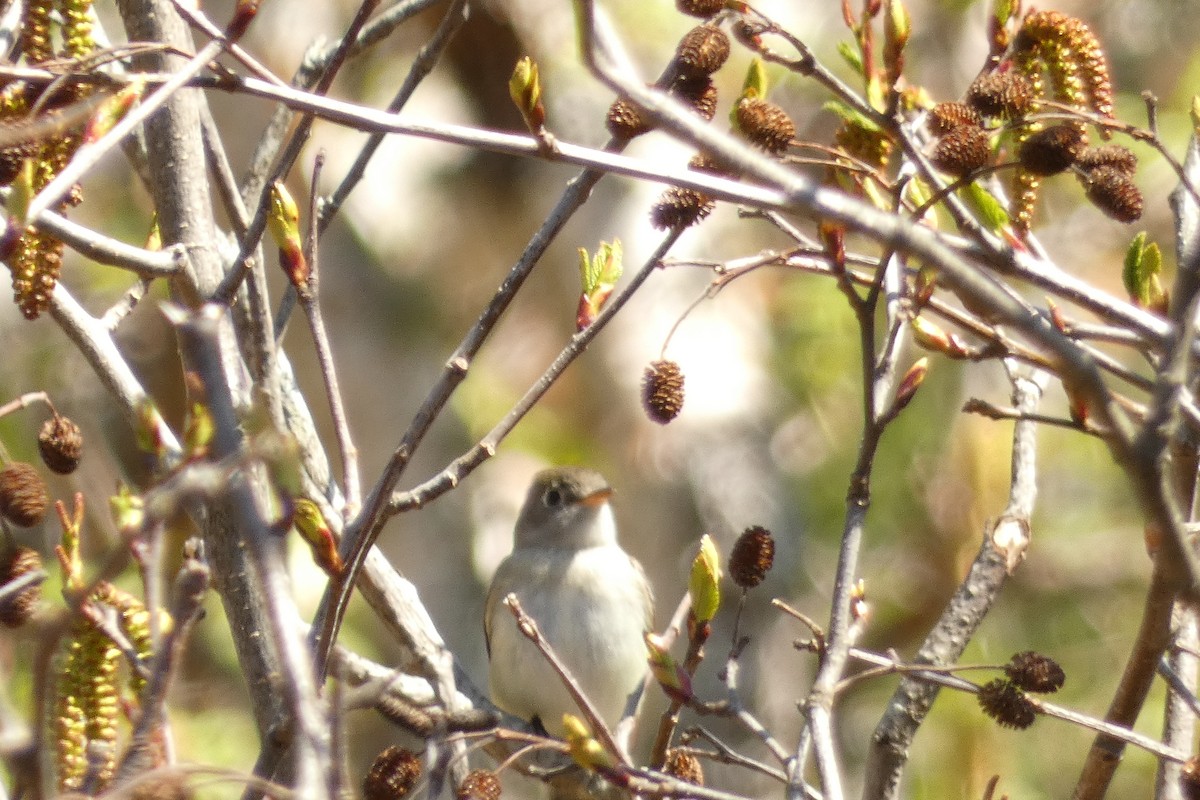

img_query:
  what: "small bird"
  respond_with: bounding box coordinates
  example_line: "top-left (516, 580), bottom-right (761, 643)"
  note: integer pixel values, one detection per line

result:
top-left (485, 467), bottom-right (654, 741)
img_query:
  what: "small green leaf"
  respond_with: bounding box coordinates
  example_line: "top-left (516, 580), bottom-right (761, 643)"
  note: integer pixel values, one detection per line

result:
top-left (578, 246), bottom-right (597, 293)
top-left (689, 534), bottom-right (722, 624)
top-left (960, 181), bottom-right (1009, 233)
top-left (742, 57), bottom-right (768, 100)
top-left (822, 100), bottom-right (882, 133)
top-left (836, 40), bottom-right (864, 76)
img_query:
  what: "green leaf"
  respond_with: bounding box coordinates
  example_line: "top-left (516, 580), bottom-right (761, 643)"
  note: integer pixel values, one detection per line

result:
top-left (741, 57), bottom-right (768, 101)
top-left (822, 99), bottom-right (882, 133)
top-left (1122, 231), bottom-right (1147, 300)
top-left (836, 40), bottom-right (864, 76)
top-left (960, 181), bottom-right (1009, 233)
top-left (578, 246), bottom-right (597, 293)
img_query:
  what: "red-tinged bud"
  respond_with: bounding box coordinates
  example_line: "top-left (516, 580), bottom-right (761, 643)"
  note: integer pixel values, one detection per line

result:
top-left (913, 265), bottom-right (937, 308)
top-left (892, 357), bottom-right (928, 413)
top-left (294, 498), bottom-right (343, 577)
top-left (910, 316), bottom-right (968, 358)
top-left (819, 221), bottom-right (846, 272)
top-left (509, 57), bottom-right (546, 134)
top-left (645, 632), bottom-right (693, 703)
top-left (83, 81), bottom-right (144, 146)
top-left (267, 182), bottom-right (310, 290)
top-left (1063, 379), bottom-right (1088, 425)
top-left (225, 0), bottom-right (261, 42)
top-left (1047, 299), bottom-right (1070, 333)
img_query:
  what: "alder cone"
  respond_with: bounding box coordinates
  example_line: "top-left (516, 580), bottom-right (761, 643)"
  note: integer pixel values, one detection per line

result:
top-left (39, 414), bottom-right (83, 474)
top-left (1084, 166), bottom-right (1143, 222)
top-left (735, 97), bottom-right (795, 153)
top-left (0, 546), bottom-right (42, 627)
top-left (932, 124), bottom-right (991, 176)
top-left (0, 462), bottom-right (48, 527)
top-left (642, 359), bottom-right (685, 423)
top-left (363, 746), bottom-right (421, 800)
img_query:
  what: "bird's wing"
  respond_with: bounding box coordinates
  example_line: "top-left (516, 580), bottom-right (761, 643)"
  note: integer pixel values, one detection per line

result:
top-left (631, 554), bottom-right (655, 631)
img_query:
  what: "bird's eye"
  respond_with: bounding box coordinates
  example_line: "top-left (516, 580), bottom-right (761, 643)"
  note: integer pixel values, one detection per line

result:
top-left (543, 487), bottom-right (563, 507)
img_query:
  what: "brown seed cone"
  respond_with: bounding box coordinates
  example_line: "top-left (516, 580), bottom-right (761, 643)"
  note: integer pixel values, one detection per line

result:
top-left (977, 678), bottom-right (1036, 730)
top-left (931, 124), bottom-right (991, 176)
top-left (0, 546), bottom-right (42, 626)
top-left (967, 71), bottom-right (1033, 119)
top-left (642, 359), bottom-right (686, 423)
top-left (1183, 756), bottom-right (1200, 800)
top-left (729, 526), bottom-right (775, 588)
top-left (363, 746), bottom-right (421, 800)
top-left (1004, 651), bottom-right (1066, 694)
top-left (672, 76), bottom-right (719, 122)
top-left (1077, 144), bottom-right (1137, 175)
top-left (0, 462), bottom-right (48, 527)
top-left (650, 187), bottom-right (715, 230)
top-left (39, 414), bottom-right (83, 474)
top-left (1084, 166), bottom-right (1143, 223)
top-left (664, 749), bottom-right (705, 785)
top-left (1017, 124), bottom-right (1085, 176)
top-left (675, 25), bottom-right (730, 80)
top-left (927, 102), bottom-right (982, 136)
top-left (457, 770), bottom-right (502, 800)
top-left (606, 97), bottom-right (652, 139)
top-left (676, 0), bottom-right (725, 18)
top-left (735, 97), bottom-right (795, 153)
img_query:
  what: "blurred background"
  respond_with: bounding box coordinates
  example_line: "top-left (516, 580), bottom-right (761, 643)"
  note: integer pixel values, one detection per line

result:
top-left (1, 0), bottom-right (1197, 797)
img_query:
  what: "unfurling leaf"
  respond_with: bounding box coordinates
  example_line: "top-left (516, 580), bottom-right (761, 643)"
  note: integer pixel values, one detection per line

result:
top-left (1122, 231), bottom-right (1168, 314)
top-left (689, 534), bottom-right (721, 624)
top-left (509, 56), bottom-right (546, 133)
top-left (576, 239), bottom-right (623, 330)
top-left (294, 498), bottom-right (343, 577)
top-left (645, 632), bottom-right (693, 702)
top-left (268, 182), bottom-right (309, 290)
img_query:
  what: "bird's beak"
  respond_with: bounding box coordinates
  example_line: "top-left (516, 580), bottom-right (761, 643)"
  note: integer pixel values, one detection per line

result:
top-left (578, 487), bottom-right (613, 507)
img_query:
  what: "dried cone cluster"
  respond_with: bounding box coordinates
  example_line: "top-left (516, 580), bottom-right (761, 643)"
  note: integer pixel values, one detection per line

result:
top-left (605, 25), bottom-right (725, 140)
top-left (735, 97), bottom-right (796, 153)
top-left (676, 0), bottom-right (724, 17)
top-left (675, 25), bottom-right (730, 80)
top-left (457, 770), bottom-right (501, 800)
top-left (0, 546), bottom-right (43, 626)
top-left (1083, 166), bottom-right (1143, 222)
top-left (1017, 124), bottom-right (1084, 176)
top-left (363, 746), bottom-right (421, 800)
top-left (664, 749), bottom-right (705, 785)
top-left (39, 414), bottom-right (83, 474)
top-left (928, 102), bottom-right (982, 136)
top-left (642, 359), bottom-right (685, 424)
top-left (1077, 144), bottom-right (1138, 174)
top-left (977, 678), bottom-right (1036, 730)
top-left (931, 124), bottom-right (991, 177)
top-left (1004, 651), bottom-right (1065, 693)
top-left (650, 153), bottom-right (725, 230)
top-left (0, 462), bottom-right (48, 527)
top-left (729, 526), bottom-right (775, 588)
top-left (966, 70), bottom-right (1033, 119)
